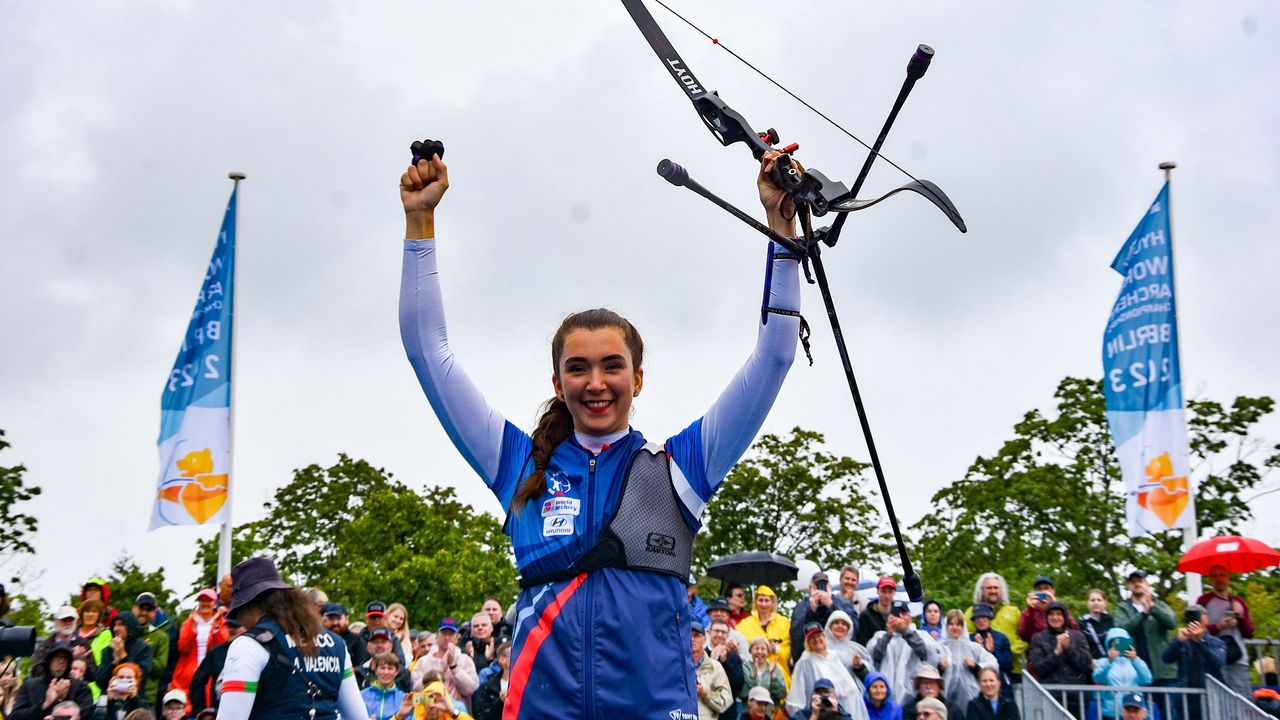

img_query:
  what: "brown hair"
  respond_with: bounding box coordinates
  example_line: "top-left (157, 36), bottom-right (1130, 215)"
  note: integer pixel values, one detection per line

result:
top-left (247, 588), bottom-right (324, 656)
top-left (512, 309), bottom-right (644, 510)
top-left (372, 651), bottom-right (401, 669)
top-left (79, 599), bottom-right (105, 627)
top-left (945, 609), bottom-right (966, 626)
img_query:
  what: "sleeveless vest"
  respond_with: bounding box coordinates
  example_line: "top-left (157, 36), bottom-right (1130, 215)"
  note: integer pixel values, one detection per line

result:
top-left (520, 442), bottom-right (694, 588)
top-left (246, 618), bottom-right (346, 720)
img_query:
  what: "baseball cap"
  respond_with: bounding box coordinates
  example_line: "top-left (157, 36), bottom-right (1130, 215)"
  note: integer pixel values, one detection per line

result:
top-left (163, 689), bottom-right (189, 706)
top-left (803, 621), bottom-right (824, 638)
top-left (135, 592), bottom-right (157, 609)
top-left (54, 605), bottom-right (78, 621)
top-left (891, 600), bottom-right (912, 616)
top-left (1033, 575), bottom-right (1054, 588)
top-left (196, 588), bottom-right (218, 602)
top-left (1121, 692), bottom-right (1145, 709)
top-left (321, 602), bottom-right (348, 617)
top-left (690, 620), bottom-right (705, 635)
top-left (1128, 570), bottom-right (1149, 580)
top-left (811, 571), bottom-right (829, 584)
top-left (813, 678), bottom-right (835, 692)
top-left (971, 603), bottom-right (994, 619)
top-left (438, 617), bottom-right (459, 633)
top-left (877, 576), bottom-right (897, 590)
top-left (366, 601), bottom-right (387, 617)
top-left (747, 686), bottom-right (772, 703)
top-left (368, 627), bottom-right (394, 642)
top-left (708, 597), bottom-right (730, 612)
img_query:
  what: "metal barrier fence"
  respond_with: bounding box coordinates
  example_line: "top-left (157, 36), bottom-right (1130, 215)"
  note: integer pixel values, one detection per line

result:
top-left (1019, 674), bottom-right (1074, 720)
top-left (1206, 674), bottom-right (1273, 719)
top-left (1038, 683), bottom-right (1204, 719)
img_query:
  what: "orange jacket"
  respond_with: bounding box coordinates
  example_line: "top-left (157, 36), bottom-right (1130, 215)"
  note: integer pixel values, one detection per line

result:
top-left (170, 612), bottom-right (228, 704)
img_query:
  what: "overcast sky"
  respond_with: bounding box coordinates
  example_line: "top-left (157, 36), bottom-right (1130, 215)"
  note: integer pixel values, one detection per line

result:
top-left (3, 2), bottom-right (1277, 608)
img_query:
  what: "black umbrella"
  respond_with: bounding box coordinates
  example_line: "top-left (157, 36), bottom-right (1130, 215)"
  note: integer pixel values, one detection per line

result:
top-left (705, 551), bottom-right (798, 589)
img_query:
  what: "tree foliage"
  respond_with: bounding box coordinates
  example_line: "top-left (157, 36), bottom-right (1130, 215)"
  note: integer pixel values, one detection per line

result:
top-left (693, 428), bottom-right (893, 595)
top-left (0, 429), bottom-right (41, 556)
top-left (194, 454), bottom-right (518, 626)
top-left (100, 556), bottom-right (181, 615)
top-left (913, 377), bottom-right (1279, 612)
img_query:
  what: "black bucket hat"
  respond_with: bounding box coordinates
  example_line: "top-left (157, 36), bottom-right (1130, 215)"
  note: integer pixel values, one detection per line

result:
top-left (228, 557), bottom-right (292, 616)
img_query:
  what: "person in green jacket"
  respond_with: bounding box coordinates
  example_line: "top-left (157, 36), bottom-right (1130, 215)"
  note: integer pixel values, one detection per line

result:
top-left (132, 592), bottom-right (171, 708)
top-left (1112, 571), bottom-right (1177, 718)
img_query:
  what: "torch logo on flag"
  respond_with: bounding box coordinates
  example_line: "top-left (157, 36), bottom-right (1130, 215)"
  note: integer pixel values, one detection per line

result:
top-left (1102, 182), bottom-right (1195, 537)
top-left (150, 187), bottom-right (237, 529)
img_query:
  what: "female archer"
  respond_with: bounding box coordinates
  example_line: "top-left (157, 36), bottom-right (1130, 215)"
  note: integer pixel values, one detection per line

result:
top-left (398, 149), bottom-right (802, 717)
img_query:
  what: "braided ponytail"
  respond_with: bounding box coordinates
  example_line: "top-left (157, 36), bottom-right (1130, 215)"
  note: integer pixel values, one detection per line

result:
top-left (512, 308), bottom-right (644, 512)
top-left (513, 397), bottom-right (576, 510)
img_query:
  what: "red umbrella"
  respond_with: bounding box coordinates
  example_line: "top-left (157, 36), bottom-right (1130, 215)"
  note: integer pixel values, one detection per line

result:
top-left (1177, 535), bottom-right (1280, 575)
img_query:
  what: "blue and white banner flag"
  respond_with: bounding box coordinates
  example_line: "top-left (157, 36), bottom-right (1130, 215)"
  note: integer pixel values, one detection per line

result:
top-left (149, 188), bottom-right (236, 528)
top-left (1103, 182), bottom-right (1194, 537)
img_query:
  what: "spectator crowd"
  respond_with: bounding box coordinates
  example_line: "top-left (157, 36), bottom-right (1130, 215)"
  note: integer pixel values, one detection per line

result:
top-left (0, 561), bottom-right (1269, 720)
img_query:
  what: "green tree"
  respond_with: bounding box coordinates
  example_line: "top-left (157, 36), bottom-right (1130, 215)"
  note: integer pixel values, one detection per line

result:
top-left (913, 377), bottom-right (1279, 612)
top-left (192, 524), bottom-right (268, 593)
top-left (192, 454), bottom-right (518, 626)
top-left (0, 429), bottom-right (41, 556)
top-left (693, 427), bottom-right (893, 597)
top-left (100, 556), bottom-right (181, 615)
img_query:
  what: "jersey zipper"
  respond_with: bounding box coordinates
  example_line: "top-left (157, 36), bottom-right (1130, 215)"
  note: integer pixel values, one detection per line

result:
top-left (584, 454), bottom-right (597, 720)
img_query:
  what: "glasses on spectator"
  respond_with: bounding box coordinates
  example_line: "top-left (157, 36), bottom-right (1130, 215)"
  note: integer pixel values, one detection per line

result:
top-left (709, 628), bottom-right (728, 635)
top-left (729, 591), bottom-right (745, 598)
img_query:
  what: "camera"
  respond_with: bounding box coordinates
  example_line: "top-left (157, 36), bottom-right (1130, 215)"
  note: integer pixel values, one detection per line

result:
top-left (1035, 592), bottom-right (1049, 602)
top-left (816, 695), bottom-right (835, 709)
top-left (0, 626), bottom-right (37, 657)
top-left (815, 580), bottom-right (828, 592)
top-left (1184, 609), bottom-right (1203, 625)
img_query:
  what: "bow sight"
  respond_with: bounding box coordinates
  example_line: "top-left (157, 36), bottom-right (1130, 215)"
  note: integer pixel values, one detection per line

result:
top-left (624, 0), bottom-right (969, 603)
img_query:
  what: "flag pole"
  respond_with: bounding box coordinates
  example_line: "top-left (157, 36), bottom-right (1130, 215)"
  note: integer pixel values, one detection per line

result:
top-left (1161, 160), bottom-right (1203, 602)
top-left (218, 171), bottom-right (245, 583)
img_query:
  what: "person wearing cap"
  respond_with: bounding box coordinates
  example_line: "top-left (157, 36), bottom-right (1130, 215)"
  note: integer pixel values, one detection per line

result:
top-left (162, 688), bottom-right (192, 720)
top-left (737, 585), bottom-right (794, 688)
top-left (320, 603), bottom-right (368, 667)
top-left (170, 588), bottom-right (227, 705)
top-left (901, 665), bottom-right (963, 720)
top-left (786, 621), bottom-right (864, 719)
top-left (788, 676), bottom-right (852, 720)
top-left (966, 605), bottom-right (1012, 700)
top-left (361, 602), bottom-right (389, 644)
top-left (189, 614), bottom-right (245, 714)
top-left (80, 577), bottom-right (119, 627)
top-left (1016, 577), bottom-right (1077, 645)
top-left (1197, 563), bottom-right (1256, 698)
top-left (869, 600), bottom-right (942, 704)
top-left (30, 606), bottom-right (82, 677)
top-left (743, 685), bottom-right (776, 720)
top-left (791, 572), bottom-right (847, 662)
top-left (357, 628), bottom-right (413, 692)
top-left (936, 610), bottom-right (995, 709)
top-left (859, 673), bottom-right (900, 720)
top-left (708, 597), bottom-right (752, 666)
top-left (856, 577), bottom-right (898, 647)
top-left (1112, 570), bottom-right (1178, 704)
top-left (410, 617), bottom-right (477, 711)
top-left (1118, 692), bottom-right (1148, 720)
top-left (7, 641), bottom-right (95, 720)
top-left (691, 621), bottom-right (733, 720)
top-left (214, 556), bottom-right (367, 720)
top-left (131, 592), bottom-right (171, 708)
top-left (418, 679), bottom-right (475, 720)
top-left (964, 574), bottom-right (1026, 683)
top-left (1025, 601), bottom-right (1090, 716)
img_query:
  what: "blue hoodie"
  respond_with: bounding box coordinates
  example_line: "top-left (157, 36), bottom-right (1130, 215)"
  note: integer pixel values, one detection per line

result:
top-left (1092, 628), bottom-right (1152, 717)
top-left (361, 682), bottom-right (407, 720)
top-left (862, 672), bottom-right (903, 720)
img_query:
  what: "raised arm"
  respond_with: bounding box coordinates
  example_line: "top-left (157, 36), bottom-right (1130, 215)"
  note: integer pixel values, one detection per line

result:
top-left (699, 152), bottom-right (802, 487)
top-left (399, 154), bottom-right (507, 484)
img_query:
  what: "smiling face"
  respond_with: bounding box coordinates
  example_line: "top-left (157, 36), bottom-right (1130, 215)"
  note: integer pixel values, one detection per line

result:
top-left (840, 569), bottom-right (859, 595)
top-left (979, 668), bottom-right (1001, 698)
top-left (552, 327), bottom-right (643, 435)
top-left (387, 608), bottom-right (405, 631)
top-left (868, 680), bottom-right (887, 704)
top-left (374, 660), bottom-right (399, 688)
top-left (947, 616), bottom-right (966, 639)
top-left (983, 578), bottom-right (1003, 604)
top-left (829, 618), bottom-right (850, 640)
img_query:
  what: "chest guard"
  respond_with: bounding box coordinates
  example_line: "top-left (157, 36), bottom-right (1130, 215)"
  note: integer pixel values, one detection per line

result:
top-left (520, 442), bottom-right (694, 588)
top-left (245, 619), bottom-right (344, 720)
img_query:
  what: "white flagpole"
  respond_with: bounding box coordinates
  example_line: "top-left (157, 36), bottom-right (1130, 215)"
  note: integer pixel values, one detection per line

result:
top-left (1161, 160), bottom-right (1203, 602)
top-left (218, 171), bottom-right (245, 582)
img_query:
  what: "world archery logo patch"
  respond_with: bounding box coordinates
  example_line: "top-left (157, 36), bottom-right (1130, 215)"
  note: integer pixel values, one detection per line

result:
top-left (546, 470), bottom-right (572, 496)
